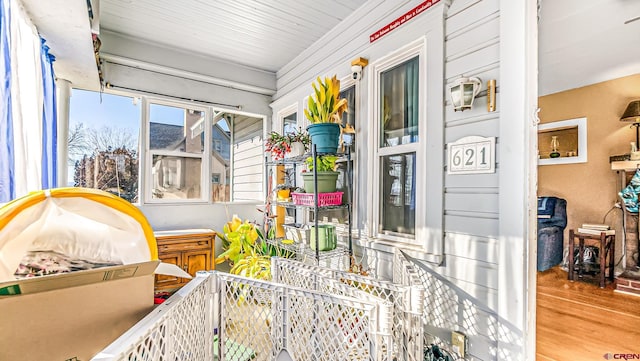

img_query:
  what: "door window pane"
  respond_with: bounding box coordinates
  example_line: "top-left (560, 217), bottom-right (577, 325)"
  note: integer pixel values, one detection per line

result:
top-left (340, 85), bottom-right (356, 148)
top-left (380, 57), bottom-right (419, 148)
top-left (283, 112), bottom-right (297, 135)
top-left (150, 155), bottom-right (202, 199)
top-left (379, 153), bottom-right (416, 236)
top-left (149, 104), bottom-right (204, 154)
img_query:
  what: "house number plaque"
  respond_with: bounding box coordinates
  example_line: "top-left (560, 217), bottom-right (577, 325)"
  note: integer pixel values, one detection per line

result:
top-left (447, 136), bottom-right (496, 174)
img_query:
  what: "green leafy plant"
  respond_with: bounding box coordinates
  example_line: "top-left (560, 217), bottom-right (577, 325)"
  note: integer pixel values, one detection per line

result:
top-left (304, 75), bottom-right (348, 124)
top-left (215, 215), bottom-right (295, 282)
top-left (305, 155), bottom-right (338, 172)
top-left (215, 215), bottom-right (264, 266)
top-left (230, 250), bottom-right (271, 281)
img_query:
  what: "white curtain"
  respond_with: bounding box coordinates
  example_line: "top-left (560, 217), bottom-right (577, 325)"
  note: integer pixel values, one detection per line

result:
top-left (8, 0), bottom-right (43, 198)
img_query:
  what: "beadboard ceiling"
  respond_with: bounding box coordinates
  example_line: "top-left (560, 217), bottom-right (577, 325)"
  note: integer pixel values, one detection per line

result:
top-left (539, 0), bottom-right (640, 95)
top-left (100, 0), bottom-right (364, 73)
top-left (98, 0), bottom-right (640, 95)
top-left (22, 0), bottom-right (640, 95)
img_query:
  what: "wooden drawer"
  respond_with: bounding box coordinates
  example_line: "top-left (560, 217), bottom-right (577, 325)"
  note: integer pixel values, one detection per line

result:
top-left (155, 252), bottom-right (183, 288)
top-left (157, 237), bottom-right (212, 253)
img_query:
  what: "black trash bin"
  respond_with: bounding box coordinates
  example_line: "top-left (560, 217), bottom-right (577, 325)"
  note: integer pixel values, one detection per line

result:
top-left (537, 197), bottom-right (567, 271)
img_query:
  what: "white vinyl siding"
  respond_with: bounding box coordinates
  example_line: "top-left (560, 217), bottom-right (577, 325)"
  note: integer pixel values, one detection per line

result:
top-left (442, 0), bottom-right (501, 309)
top-left (230, 114), bottom-right (265, 202)
top-left (270, 0), bottom-right (532, 359)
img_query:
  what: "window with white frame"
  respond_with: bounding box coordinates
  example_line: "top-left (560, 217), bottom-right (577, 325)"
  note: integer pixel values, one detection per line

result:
top-left (147, 102), bottom-right (207, 202)
top-left (69, 90), bottom-right (266, 204)
top-left (371, 41), bottom-right (426, 245)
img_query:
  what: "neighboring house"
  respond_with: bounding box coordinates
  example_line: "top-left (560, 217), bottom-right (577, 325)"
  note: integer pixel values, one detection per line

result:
top-left (148, 122), bottom-right (191, 198)
top-left (211, 123), bottom-right (230, 202)
top-left (149, 122), bottom-right (184, 151)
top-left (149, 121), bottom-right (231, 201)
top-left (211, 123), bottom-right (230, 162)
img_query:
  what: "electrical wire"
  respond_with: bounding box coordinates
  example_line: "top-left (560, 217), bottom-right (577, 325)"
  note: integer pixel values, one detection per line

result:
top-left (602, 204), bottom-right (626, 268)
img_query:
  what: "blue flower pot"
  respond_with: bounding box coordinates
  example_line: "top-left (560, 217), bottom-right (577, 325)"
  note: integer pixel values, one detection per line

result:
top-left (307, 123), bottom-right (341, 153)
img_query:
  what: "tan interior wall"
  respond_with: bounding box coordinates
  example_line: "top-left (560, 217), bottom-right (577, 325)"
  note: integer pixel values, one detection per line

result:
top-left (538, 73), bottom-right (640, 259)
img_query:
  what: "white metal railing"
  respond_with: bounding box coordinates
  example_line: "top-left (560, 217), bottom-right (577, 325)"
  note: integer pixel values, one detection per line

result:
top-left (92, 271), bottom-right (390, 361)
top-left (393, 250), bottom-right (523, 361)
top-left (271, 257), bottom-right (424, 361)
top-left (92, 272), bottom-right (212, 361)
top-left (93, 249), bottom-right (522, 361)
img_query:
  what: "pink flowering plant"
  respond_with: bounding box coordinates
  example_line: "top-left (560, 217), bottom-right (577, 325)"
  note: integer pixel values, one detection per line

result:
top-left (265, 128), bottom-right (310, 160)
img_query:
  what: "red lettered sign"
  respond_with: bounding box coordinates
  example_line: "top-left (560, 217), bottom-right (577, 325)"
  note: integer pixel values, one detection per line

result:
top-left (369, 0), bottom-right (441, 43)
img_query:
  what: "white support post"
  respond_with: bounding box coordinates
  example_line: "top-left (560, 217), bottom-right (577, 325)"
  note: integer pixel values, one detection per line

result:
top-left (56, 78), bottom-right (72, 187)
top-left (498, 0), bottom-right (539, 360)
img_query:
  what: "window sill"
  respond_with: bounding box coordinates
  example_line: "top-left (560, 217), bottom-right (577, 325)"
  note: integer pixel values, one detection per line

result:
top-left (356, 237), bottom-right (443, 266)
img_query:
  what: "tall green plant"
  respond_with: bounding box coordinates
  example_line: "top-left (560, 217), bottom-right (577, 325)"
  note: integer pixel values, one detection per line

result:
top-left (304, 75), bottom-right (348, 124)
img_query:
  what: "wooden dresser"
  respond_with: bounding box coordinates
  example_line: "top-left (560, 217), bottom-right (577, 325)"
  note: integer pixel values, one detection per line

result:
top-left (153, 228), bottom-right (216, 291)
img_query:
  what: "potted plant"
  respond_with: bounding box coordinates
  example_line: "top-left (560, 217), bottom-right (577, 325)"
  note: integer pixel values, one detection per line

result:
top-left (265, 128), bottom-right (310, 160)
top-left (302, 155), bottom-right (339, 193)
top-left (272, 168), bottom-right (298, 202)
top-left (214, 215), bottom-right (264, 267)
top-left (304, 75), bottom-right (348, 153)
top-left (215, 215), bottom-right (295, 282)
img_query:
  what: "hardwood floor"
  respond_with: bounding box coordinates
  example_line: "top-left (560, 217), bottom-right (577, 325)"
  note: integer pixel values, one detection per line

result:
top-left (536, 267), bottom-right (640, 361)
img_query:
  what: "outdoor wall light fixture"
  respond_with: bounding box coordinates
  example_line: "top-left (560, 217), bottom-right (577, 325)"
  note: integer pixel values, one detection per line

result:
top-left (621, 100), bottom-right (640, 145)
top-left (449, 77), bottom-right (482, 111)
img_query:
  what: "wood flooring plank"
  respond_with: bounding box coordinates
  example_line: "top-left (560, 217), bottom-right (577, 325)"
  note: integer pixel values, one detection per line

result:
top-left (536, 267), bottom-right (640, 361)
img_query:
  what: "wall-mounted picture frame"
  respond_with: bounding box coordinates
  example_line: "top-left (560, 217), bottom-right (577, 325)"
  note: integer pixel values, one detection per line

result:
top-left (538, 117), bottom-right (587, 165)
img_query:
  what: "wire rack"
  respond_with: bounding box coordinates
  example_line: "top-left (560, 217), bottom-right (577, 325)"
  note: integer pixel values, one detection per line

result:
top-left (265, 237), bottom-right (349, 270)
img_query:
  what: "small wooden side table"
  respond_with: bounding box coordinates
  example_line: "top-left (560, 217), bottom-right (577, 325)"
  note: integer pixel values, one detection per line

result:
top-left (568, 229), bottom-right (615, 288)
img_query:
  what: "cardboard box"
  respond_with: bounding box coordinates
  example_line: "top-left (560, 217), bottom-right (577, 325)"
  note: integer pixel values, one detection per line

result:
top-left (0, 261), bottom-right (158, 361)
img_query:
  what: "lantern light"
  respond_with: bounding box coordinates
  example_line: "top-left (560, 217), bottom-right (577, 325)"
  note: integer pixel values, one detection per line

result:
top-left (449, 77), bottom-right (482, 112)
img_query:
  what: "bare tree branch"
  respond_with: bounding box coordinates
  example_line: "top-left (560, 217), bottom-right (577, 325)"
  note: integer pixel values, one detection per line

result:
top-left (86, 126), bottom-right (136, 152)
top-left (68, 123), bottom-right (90, 159)
top-left (68, 123), bottom-right (137, 159)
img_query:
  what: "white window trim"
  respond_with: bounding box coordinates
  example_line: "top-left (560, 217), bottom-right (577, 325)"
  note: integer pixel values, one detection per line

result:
top-left (275, 102), bottom-right (298, 135)
top-left (367, 34), bottom-right (444, 257)
top-left (370, 39), bottom-right (426, 247)
top-left (272, 102), bottom-right (298, 190)
top-left (142, 97), bottom-right (211, 204)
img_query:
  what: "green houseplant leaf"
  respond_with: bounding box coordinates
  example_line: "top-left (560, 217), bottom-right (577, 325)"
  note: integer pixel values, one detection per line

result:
top-left (305, 155), bottom-right (338, 172)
